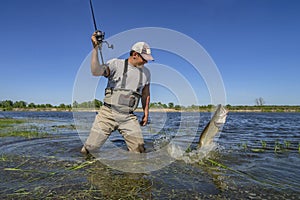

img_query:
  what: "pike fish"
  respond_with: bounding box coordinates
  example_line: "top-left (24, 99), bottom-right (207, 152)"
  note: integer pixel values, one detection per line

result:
top-left (198, 104), bottom-right (228, 149)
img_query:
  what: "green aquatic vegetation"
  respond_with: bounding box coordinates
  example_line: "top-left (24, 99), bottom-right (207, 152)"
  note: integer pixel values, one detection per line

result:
top-left (8, 188), bottom-right (31, 196)
top-left (87, 164), bottom-right (153, 199)
top-left (0, 118), bottom-right (25, 128)
top-left (284, 140), bottom-right (291, 149)
top-left (0, 154), bottom-right (8, 161)
top-left (274, 141), bottom-right (283, 153)
top-left (260, 140), bottom-right (267, 148)
top-left (4, 167), bottom-right (57, 176)
top-left (4, 159), bottom-right (42, 173)
top-left (4, 167), bottom-right (23, 171)
top-left (249, 141), bottom-right (267, 153)
top-left (240, 140), bottom-right (299, 154)
top-left (0, 130), bottom-right (48, 138)
top-left (185, 146), bottom-right (192, 153)
top-left (4, 159), bottom-right (58, 183)
top-left (206, 158), bottom-right (232, 171)
top-left (67, 160), bottom-right (97, 170)
top-left (251, 148), bottom-right (265, 153)
top-left (241, 143), bottom-right (248, 150)
top-left (51, 124), bottom-right (76, 130)
top-left (204, 158), bottom-right (285, 189)
top-left (0, 118), bottom-right (48, 138)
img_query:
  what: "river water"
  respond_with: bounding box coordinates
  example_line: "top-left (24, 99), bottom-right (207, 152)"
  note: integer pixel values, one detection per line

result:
top-left (0, 111), bottom-right (299, 199)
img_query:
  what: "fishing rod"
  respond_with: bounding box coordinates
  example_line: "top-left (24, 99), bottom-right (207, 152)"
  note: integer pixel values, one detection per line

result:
top-left (89, 0), bottom-right (113, 65)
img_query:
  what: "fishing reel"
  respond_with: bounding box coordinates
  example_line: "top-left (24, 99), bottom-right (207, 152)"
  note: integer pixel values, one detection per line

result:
top-left (95, 30), bottom-right (113, 49)
top-left (95, 30), bottom-right (105, 43)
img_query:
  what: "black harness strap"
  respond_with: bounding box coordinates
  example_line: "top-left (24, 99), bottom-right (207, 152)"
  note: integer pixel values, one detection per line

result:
top-left (138, 68), bottom-right (143, 93)
top-left (121, 59), bottom-right (128, 89)
top-left (120, 59), bottom-right (143, 93)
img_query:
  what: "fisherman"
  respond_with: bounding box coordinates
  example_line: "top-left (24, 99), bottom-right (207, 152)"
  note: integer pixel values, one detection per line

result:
top-left (81, 31), bottom-right (154, 155)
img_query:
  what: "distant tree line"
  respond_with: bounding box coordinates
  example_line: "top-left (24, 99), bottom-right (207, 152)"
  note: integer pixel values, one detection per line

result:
top-left (0, 99), bottom-right (210, 111)
top-left (72, 99), bottom-right (102, 109)
top-left (149, 102), bottom-right (183, 110)
top-left (1, 99), bottom-right (300, 112)
top-left (225, 104), bottom-right (300, 112)
top-left (0, 100), bottom-right (71, 111)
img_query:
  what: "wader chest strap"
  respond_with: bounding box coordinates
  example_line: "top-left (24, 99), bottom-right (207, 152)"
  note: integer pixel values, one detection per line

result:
top-left (119, 59), bottom-right (143, 92)
top-left (138, 68), bottom-right (142, 93)
top-left (121, 59), bottom-right (128, 89)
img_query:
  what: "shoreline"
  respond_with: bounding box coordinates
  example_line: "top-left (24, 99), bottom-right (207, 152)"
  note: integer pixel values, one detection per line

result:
top-left (1, 107), bottom-right (300, 113)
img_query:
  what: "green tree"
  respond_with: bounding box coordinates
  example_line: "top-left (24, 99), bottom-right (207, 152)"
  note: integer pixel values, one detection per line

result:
top-left (93, 99), bottom-right (102, 108)
top-left (28, 102), bottom-right (36, 108)
top-left (168, 102), bottom-right (174, 108)
top-left (149, 102), bottom-right (155, 108)
top-left (174, 105), bottom-right (181, 110)
top-left (77, 101), bottom-right (94, 109)
top-left (45, 104), bottom-right (53, 108)
top-left (59, 103), bottom-right (66, 109)
top-left (39, 104), bottom-right (46, 108)
top-left (226, 104), bottom-right (232, 110)
top-left (73, 101), bottom-right (79, 108)
top-left (13, 101), bottom-right (27, 108)
top-left (207, 104), bottom-right (213, 109)
top-left (162, 103), bottom-right (168, 108)
top-left (2, 100), bottom-right (13, 110)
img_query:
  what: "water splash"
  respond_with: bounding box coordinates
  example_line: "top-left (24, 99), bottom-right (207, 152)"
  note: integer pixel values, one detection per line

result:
top-left (167, 142), bottom-right (218, 164)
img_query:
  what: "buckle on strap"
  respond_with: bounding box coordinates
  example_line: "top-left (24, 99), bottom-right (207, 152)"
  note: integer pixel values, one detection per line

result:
top-left (105, 88), bottom-right (113, 95)
top-left (103, 102), bottom-right (112, 108)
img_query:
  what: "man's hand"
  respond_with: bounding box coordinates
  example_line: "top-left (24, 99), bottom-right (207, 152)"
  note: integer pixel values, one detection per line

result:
top-left (91, 31), bottom-right (99, 48)
top-left (140, 114), bottom-right (148, 126)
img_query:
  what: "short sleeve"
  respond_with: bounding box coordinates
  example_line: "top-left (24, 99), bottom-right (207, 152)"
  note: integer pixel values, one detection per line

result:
top-left (143, 67), bottom-right (151, 85)
top-left (106, 58), bottom-right (118, 76)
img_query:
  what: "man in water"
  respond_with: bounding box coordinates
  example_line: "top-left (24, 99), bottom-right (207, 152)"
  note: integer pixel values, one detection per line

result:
top-left (81, 31), bottom-right (154, 155)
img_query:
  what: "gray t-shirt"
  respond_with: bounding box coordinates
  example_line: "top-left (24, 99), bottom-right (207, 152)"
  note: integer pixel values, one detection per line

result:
top-left (106, 59), bottom-right (151, 93)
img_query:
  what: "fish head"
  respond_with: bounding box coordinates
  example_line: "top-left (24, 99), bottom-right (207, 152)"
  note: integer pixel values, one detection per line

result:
top-left (214, 105), bottom-right (228, 128)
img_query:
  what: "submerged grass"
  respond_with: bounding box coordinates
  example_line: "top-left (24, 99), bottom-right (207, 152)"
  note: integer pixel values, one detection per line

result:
top-left (7, 188), bottom-right (31, 196)
top-left (0, 118), bottom-right (25, 128)
top-left (204, 158), bottom-right (285, 189)
top-left (1, 154), bottom-right (8, 161)
top-left (0, 131), bottom-right (48, 138)
top-left (0, 118), bottom-right (48, 138)
top-left (67, 160), bottom-right (97, 170)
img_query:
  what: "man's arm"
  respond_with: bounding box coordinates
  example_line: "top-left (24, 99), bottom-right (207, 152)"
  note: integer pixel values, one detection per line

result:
top-left (140, 84), bottom-right (150, 126)
top-left (90, 32), bottom-right (110, 77)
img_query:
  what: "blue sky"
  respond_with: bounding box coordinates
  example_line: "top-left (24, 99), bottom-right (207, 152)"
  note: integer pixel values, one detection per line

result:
top-left (0, 0), bottom-right (299, 106)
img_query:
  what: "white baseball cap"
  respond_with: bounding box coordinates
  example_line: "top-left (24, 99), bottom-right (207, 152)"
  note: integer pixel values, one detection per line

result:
top-left (131, 42), bottom-right (154, 61)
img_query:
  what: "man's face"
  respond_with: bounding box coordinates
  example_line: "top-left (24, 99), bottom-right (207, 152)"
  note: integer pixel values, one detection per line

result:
top-left (133, 52), bottom-right (148, 67)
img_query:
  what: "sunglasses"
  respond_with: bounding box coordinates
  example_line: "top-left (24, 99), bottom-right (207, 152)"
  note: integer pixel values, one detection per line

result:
top-left (137, 53), bottom-right (147, 62)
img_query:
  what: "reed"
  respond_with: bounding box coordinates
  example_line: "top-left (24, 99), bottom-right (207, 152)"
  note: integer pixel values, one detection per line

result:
top-left (245, 140), bottom-right (299, 153)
